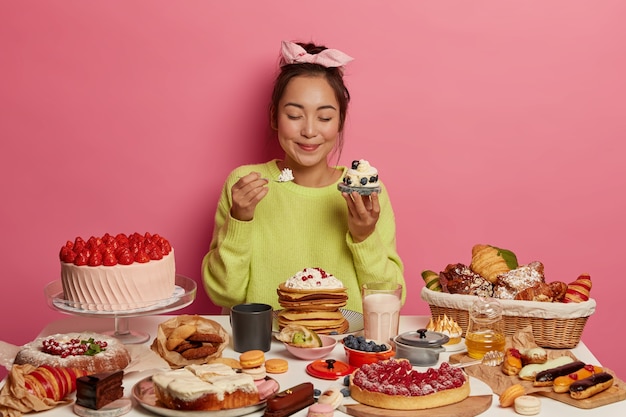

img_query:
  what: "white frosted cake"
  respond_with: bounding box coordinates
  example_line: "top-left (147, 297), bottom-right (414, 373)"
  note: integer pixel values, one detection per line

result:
top-left (59, 232), bottom-right (176, 311)
top-left (338, 159), bottom-right (381, 195)
top-left (152, 364), bottom-right (260, 411)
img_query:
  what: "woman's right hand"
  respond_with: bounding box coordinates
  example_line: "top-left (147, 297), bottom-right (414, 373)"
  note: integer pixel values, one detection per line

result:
top-left (230, 172), bottom-right (269, 221)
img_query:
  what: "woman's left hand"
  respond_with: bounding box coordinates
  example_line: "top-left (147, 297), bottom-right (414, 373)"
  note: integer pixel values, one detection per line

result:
top-left (342, 191), bottom-right (380, 242)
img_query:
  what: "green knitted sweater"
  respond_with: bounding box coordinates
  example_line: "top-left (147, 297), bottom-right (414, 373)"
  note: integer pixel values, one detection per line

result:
top-left (202, 160), bottom-right (405, 312)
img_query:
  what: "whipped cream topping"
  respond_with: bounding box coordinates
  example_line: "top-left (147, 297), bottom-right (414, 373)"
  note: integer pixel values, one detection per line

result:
top-left (277, 168), bottom-right (294, 182)
top-left (353, 159), bottom-right (376, 174)
top-left (342, 159), bottom-right (379, 188)
top-left (284, 267), bottom-right (343, 289)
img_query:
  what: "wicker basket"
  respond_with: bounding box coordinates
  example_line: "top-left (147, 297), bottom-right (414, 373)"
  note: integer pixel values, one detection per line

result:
top-left (420, 287), bottom-right (596, 349)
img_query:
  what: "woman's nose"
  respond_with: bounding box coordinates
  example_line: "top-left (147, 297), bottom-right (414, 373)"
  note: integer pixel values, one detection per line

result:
top-left (300, 119), bottom-right (317, 138)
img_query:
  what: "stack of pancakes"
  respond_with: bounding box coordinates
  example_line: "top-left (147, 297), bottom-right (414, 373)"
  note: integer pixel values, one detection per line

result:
top-left (276, 283), bottom-right (349, 334)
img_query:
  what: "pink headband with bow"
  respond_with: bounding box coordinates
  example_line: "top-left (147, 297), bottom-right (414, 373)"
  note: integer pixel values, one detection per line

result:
top-left (280, 40), bottom-right (353, 70)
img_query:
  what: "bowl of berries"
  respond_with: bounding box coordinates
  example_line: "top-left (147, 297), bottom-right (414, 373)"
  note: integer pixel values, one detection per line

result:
top-left (342, 335), bottom-right (394, 367)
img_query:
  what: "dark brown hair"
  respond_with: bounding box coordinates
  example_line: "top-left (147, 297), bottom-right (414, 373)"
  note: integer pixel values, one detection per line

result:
top-left (269, 42), bottom-right (351, 157)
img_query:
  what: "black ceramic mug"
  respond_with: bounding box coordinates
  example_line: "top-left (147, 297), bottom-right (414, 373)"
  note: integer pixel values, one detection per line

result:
top-left (230, 303), bottom-right (273, 352)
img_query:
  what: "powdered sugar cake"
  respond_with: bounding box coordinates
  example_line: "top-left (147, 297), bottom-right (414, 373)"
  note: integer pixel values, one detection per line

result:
top-left (14, 332), bottom-right (131, 374)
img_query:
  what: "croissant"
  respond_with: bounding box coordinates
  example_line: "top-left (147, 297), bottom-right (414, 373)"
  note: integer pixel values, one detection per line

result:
top-left (421, 270), bottom-right (442, 291)
top-left (470, 244), bottom-right (518, 284)
top-left (24, 365), bottom-right (88, 401)
top-left (564, 274), bottom-right (592, 303)
top-left (515, 283), bottom-right (554, 302)
top-left (548, 281), bottom-right (568, 302)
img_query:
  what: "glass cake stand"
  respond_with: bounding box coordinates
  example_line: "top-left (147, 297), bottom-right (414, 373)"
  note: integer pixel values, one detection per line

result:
top-left (44, 274), bottom-right (197, 344)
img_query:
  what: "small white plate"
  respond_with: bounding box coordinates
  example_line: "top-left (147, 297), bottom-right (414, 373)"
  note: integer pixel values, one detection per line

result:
top-left (73, 398), bottom-right (132, 417)
top-left (444, 338), bottom-right (466, 352)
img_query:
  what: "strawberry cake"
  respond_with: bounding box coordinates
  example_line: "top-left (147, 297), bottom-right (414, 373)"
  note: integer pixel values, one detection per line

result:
top-left (59, 232), bottom-right (175, 311)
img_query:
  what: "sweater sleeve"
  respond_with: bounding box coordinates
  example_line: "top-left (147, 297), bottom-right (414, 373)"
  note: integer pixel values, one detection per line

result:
top-left (201, 170), bottom-right (256, 308)
top-left (345, 183), bottom-right (406, 303)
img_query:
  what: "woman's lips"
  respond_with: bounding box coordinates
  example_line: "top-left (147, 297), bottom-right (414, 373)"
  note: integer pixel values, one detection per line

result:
top-left (298, 143), bottom-right (320, 152)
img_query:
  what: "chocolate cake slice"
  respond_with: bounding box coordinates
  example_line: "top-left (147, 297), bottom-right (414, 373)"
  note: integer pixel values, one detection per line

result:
top-left (75, 370), bottom-right (124, 409)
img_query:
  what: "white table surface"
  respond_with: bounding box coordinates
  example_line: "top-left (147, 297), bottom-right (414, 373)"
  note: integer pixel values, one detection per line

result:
top-left (18, 315), bottom-right (626, 416)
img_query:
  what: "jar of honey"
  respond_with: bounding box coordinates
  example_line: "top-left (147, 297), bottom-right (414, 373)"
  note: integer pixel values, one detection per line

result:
top-left (465, 297), bottom-right (505, 359)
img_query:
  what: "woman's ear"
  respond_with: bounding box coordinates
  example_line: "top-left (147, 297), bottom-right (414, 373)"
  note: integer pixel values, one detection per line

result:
top-left (269, 105), bottom-right (277, 130)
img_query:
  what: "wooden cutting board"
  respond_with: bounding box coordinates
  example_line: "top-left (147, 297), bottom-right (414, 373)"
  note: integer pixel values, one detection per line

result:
top-left (338, 395), bottom-right (492, 417)
top-left (449, 352), bottom-right (626, 409)
top-left (537, 384), bottom-right (626, 409)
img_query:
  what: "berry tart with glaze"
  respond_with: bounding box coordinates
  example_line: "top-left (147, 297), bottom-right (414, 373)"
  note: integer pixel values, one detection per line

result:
top-left (349, 359), bottom-right (470, 410)
top-left (14, 332), bottom-right (131, 374)
top-left (59, 232), bottom-right (175, 311)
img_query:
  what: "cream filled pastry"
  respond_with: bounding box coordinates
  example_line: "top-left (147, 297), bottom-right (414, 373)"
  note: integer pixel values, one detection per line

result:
top-left (338, 159), bottom-right (381, 195)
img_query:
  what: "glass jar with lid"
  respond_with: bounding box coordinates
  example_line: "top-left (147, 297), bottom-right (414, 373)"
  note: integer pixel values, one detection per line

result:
top-left (465, 297), bottom-right (505, 359)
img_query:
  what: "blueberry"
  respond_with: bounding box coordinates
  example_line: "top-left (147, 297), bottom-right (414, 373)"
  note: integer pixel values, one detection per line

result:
top-left (314, 389), bottom-right (321, 397)
top-left (341, 388), bottom-right (351, 397)
top-left (343, 375), bottom-right (350, 386)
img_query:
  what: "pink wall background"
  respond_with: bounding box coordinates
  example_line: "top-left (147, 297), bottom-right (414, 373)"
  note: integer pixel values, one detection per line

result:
top-left (2, 1), bottom-right (625, 381)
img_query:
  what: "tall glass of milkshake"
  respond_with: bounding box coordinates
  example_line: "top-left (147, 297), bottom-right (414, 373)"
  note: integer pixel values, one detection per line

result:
top-left (362, 283), bottom-right (402, 342)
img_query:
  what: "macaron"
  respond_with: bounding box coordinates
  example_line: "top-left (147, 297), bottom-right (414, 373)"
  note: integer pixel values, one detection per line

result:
top-left (255, 378), bottom-right (279, 400)
top-left (239, 350), bottom-right (265, 369)
top-left (514, 395), bottom-right (541, 415)
top-left (317, 386), bottom-right (343, 409)
top-left (242, 364), bottom-right (266, 380)
top-left (307, 403), bottom-right (334, 417)
top-left (499, 383), bottom-right (526, 407)
top-left (265, 358), bottom-right (289, 374)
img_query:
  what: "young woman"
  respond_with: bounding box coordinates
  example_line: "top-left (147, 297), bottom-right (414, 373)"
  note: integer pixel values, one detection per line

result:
top-left (202, 41), bottom-right (405, 312)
